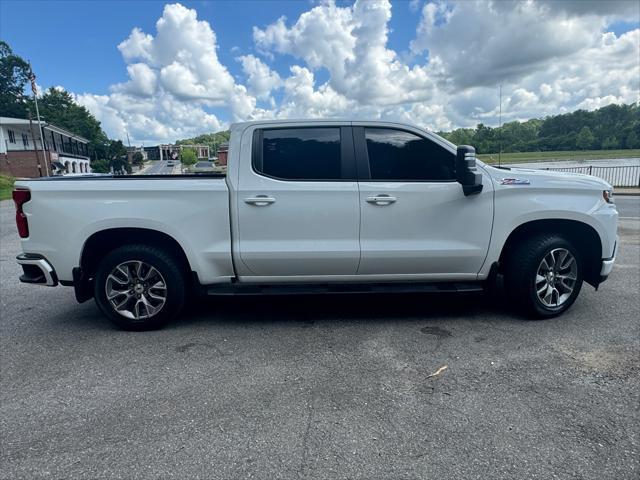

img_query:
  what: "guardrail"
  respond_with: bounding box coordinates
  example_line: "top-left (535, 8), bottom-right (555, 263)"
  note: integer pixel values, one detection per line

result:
top-left (541, 165), bottom-right (640, 187)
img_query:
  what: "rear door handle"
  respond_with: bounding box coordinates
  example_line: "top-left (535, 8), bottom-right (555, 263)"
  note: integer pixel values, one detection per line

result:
top-left (244, 195), bottom-right (276, 206)
top-left (366, 195), bottom-right (397, 205)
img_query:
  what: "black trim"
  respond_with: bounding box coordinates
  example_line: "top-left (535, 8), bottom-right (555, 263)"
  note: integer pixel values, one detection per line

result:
top-left (352, 126), bottom-right (458, 183)
top-left (16, 253), bottom-right (59, 285)
top-left (352, 126), bottom-right (370, 180)
top-left (203, 280), bottom-right (484, 296)
top-left (250, 126), bottom-right (358, 182)
top-left (252, 129), bottom-right (263, 174)
top-left (72, 267), bottom-right (93, 303)
top-left (19, 265), bottom-right (47, 284)
top-left (17, 253), bottom-right (45, 260)
top-left (340, 126), bottom-right (357, 179)
top-left (22, 173), bottom-right (226, 181)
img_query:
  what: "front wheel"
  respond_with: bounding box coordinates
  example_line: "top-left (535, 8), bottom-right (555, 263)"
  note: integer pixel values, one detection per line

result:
top-left (94, 245), bottom-right (186, 330)
top-left (504, 234), bottom-right (584, 319)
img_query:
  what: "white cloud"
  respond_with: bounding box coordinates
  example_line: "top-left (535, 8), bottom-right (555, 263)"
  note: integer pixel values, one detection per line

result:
top-left (253, 0), bottom-right (438, 106)
top-left (117, 28), bottom-right (154, 63)
top-left (70, 1), bottom-right (639, 144)
top-left (238, 54), bottom-right (281, 100)
top-left (411, 0), bottom-right (601, 88)
top-left (79, 3), bottom-right (259, 143)
top-left (112, 63), bottom-right (157, 97)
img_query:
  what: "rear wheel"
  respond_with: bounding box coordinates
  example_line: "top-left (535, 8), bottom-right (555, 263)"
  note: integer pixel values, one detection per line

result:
top-left (94, 244), bottom-right (186, 330)
top-left (504, 234), bottom-right (583, 319)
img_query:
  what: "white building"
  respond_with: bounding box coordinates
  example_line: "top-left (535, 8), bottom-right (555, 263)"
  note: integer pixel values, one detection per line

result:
top-left (0, 117), bottom-right (91, 177)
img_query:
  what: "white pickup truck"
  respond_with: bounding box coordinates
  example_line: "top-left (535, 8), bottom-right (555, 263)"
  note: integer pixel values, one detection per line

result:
top-left (13, 120), bottom-right (618, 330)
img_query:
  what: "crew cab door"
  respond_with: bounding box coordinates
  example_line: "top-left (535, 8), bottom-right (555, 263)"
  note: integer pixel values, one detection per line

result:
top-left (353, 125), bottom-right (493, 279)
top-left (235, 124), bottom-right (360, 278)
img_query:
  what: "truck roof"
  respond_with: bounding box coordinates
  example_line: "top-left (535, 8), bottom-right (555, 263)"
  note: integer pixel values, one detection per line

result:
top-left (230, 119), bottom-right (456, 150)
top-left (230, 119), bottom-right (430, 129)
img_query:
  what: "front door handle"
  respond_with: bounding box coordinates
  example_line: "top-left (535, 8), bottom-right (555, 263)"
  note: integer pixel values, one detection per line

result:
top-left (244, 195), bottom-right (276, 206)
top-left (366, 194), bottom-right (397, 205)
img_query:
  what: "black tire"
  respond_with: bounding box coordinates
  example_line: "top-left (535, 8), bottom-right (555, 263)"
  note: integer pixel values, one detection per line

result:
top-left (94, 244), bottom-right (186, 330)
top-left (504, 234), bottom-right (583, 319)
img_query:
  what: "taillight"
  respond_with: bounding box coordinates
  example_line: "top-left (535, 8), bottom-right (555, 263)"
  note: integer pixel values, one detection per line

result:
top-left (12, 189), bottom-right (31, 238)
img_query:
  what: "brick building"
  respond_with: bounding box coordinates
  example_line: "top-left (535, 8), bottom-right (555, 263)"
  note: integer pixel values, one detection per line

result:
top-left (143, 144), bottom-right (209, 162)
top-left (216, 143), bottom-right (229, 166)
top-left (0, 117), bottom-right (91, 178)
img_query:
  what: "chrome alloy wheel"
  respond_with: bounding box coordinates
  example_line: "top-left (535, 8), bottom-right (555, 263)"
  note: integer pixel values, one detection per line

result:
top-left (105, 260), bottom-right (167, 320)
top-left (535, 248), bottom-right (577, 308)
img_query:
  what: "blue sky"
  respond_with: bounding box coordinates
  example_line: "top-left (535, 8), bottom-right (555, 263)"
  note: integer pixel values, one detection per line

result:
top-left (1, 1), bottom-right (638, 143)
top-left (1, 0), bottom-right (425, 95)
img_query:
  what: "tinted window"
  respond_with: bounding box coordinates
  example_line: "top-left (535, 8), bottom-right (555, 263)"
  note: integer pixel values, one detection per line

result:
top-left (365, 128), bottom-right (454, 181)
top-left (258, 128), bottom-right (342, 180)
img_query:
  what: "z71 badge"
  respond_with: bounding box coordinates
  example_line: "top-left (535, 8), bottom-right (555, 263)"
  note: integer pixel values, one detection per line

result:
top-left (500, 178), bottom-right (531, 185)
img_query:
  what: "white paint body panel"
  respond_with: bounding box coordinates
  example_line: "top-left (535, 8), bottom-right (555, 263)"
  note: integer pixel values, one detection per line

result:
top-left (357, 178), bottom-right (493, 276)
top-left (233, 121), bottom-right (360, 276)
top-left (478, 165), bottom-right (618, 278)
top-left (15, 119), bottom-right (618, 289)
top-left (17, 178), bottom-right (234, 284)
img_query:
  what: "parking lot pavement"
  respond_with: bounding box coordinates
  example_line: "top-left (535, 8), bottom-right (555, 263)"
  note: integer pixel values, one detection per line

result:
top-left (142, 160), bottom-right (176, 175)
top-left (1, 200), bottom-right (638, 480)
top-left (615, 195), bottom-right (640, 218)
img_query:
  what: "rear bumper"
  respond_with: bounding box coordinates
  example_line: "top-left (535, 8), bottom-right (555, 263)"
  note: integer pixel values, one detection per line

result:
top-left (16, 253), bottom-right (58, 286)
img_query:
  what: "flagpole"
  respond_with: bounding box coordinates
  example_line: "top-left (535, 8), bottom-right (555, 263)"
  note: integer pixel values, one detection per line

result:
top-left (29, 64), bottom-right (49, 176)
top-left (498, 84), bottom-right (502, 167)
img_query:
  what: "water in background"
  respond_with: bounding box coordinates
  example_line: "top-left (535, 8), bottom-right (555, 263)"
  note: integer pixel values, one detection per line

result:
top-left (502, 158), bottom-right (640, 187)
top-left (504, 158), bottom-right (640, 169)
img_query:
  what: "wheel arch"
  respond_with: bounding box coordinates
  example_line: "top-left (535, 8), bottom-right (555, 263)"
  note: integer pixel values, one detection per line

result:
top-left (498, 219), bottom-right (603, 287)
top-left (80, 227), bottom-right (193, 282)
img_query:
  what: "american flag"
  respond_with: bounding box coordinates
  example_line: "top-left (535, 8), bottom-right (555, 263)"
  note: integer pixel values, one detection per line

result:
top-left (28, 72), bottom-right (37, 96)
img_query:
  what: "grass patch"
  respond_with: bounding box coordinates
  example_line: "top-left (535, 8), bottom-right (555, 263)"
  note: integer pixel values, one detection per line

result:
top-left (0, 175), bottom-right (15, 201)
top-left (479, 149), bottom-right (640, 164)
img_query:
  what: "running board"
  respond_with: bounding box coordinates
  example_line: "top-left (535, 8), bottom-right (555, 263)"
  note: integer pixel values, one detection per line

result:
top-left (205, 281), bottom-right (484, 296)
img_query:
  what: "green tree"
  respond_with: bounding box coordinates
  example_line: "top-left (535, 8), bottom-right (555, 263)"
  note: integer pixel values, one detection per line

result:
top-left (625, 129), bottom-right (640, 149)
top-left (575, 126), bottom-right (595, 150)
top-left (601, 136), bottom-right (619, 150)
top-left (176, 130), bottom-right (230, 156)
top-left (132, 151), bottom-right (144, 168)
top-left (90, 159), bottom-right (110, 173)
top-left (0, 41), bottom-right (32, 118)
top-left (181, 148), bottom-right (197, 167)
top-left (106, 140), bottom-right (130, 174)
top-left (31, 87), bottom-right (108, 157)
top-left (437, 103), bottom-right (639, 154)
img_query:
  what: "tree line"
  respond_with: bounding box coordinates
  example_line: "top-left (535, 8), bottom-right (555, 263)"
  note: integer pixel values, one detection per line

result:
top-left (0, 41), bottom-right (128, 173)
top-left (438, 103), bottom-right (639, 154)
top-left (175, 131), bottom-right (231, 157)
top-left (4, 39), bottom-right (638, 171)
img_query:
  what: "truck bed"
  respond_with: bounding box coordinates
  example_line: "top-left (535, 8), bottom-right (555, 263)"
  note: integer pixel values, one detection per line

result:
top-left (15, 176), bottom-right (235, 284)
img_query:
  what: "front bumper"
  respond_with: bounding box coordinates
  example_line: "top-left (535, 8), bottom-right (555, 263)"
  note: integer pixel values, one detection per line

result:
top-left (16, 253), bottom-right (58, 286)
top-left (599, 240), bottom-right (617, 281)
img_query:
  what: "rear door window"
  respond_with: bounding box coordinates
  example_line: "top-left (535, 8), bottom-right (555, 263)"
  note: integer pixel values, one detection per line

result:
top-left (255, 128), bottom-right (343, 180)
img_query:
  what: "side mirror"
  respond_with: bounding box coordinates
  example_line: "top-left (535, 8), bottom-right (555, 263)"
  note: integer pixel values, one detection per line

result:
top-left (456, 145), bottom-right (483, 196)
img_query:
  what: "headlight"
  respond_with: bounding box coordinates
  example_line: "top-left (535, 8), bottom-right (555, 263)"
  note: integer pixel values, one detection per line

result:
top-left (603, 189), bottom-right (614, 204)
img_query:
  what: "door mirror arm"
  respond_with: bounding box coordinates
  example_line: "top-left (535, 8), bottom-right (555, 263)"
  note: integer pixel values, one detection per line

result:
top-left (456, 145), bottom-right (483, 196)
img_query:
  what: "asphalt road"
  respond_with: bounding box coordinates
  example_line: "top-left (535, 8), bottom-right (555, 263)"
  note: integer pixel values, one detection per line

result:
top-left (143, 160), bottom-right (178, 175)
top-left (1, 200), bottom-right (639, 479)
top-left (616, 195), bottom-right (640, 218)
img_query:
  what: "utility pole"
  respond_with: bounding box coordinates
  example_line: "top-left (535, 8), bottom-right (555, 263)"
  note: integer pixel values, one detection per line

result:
top-left (498, 84), bottom-right (502, 167)
top-left (27, 111), bottom-right (43, 177)
top-left (28, 65), bottom-right (49, 176)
